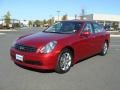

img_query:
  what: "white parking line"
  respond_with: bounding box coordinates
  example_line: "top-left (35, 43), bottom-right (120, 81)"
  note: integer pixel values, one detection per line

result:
top-left (110, 35), bottom-right (120, 37)
top-left (110, 45), bottom-right (120, 47)
top-left (0, 33), bottom-right (6, 35)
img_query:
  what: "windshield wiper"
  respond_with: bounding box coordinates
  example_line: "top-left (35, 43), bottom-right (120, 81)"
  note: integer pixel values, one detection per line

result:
top-left (43, 30), bottom-right (73, 34)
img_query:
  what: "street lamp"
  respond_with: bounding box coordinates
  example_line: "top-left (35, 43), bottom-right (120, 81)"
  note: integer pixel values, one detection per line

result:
top-left (57, 11), bottom-right (60, 21)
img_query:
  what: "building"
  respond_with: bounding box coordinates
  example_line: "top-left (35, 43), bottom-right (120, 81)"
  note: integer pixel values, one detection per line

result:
top-left (54, 16), bottom-right (79, 21)
top-left (83, 14), bottom-right (120, 30)
top-left (54, 13), bottom-right (120, 30)
top-left (0, 19), bottom-right (29, 29)
top-left (20, 20), bottom-right (29, 27)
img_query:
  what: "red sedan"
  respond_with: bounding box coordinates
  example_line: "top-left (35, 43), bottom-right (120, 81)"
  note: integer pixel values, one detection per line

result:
top-left (10, 20), bottom-right (110, 73)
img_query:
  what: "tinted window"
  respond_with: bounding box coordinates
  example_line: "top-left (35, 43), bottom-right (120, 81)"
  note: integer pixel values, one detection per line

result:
top-left (93, 23), bottom-right (104, 33)
top-left (44, 21), bottom-right (82, 34)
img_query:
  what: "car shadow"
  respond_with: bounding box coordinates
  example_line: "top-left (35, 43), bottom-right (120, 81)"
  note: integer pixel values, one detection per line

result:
top-left (72, 54), bottom-right (99, 66)
top-left (15, 63), bottom-right (54, 73)
top-left (14, 54), bottom-right (99, 73)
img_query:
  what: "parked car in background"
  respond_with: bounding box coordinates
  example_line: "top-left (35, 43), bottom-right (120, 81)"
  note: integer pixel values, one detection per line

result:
top-left (104, 24), bottom-right (114, 31)
top-left (10, 20), bottom-right (110, 73)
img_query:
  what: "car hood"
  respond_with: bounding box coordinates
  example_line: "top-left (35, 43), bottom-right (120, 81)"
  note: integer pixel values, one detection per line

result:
top-left (17, 32), bottom-right (72, 48)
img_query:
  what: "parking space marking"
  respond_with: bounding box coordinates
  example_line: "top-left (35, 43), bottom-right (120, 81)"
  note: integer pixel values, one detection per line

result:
top-left (110, 35), bottom-right (120, 37)
top-left (110, 44), bottom-right (120, 47)
top-left (0, 33), bottom-right (6, 35)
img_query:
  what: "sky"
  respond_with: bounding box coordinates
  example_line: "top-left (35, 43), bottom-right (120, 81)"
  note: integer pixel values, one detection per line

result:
top-left (0, 0), bottom-right (120, 20)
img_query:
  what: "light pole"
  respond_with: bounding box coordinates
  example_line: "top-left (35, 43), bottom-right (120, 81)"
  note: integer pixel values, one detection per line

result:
top-left (75, 14), bottom-right (77, 20)
top-left (1, 16), bottom-right (4, 25)
top-left (81, 9), bottom-right (85, 20)
top-left (57, 11), bottom-right (60, 21)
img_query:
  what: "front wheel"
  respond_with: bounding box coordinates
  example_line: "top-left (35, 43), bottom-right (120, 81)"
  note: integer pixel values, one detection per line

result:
top-left (100, 42), bottom-right (108, 56)
top-left (55, 49), bottom-right (73, 74)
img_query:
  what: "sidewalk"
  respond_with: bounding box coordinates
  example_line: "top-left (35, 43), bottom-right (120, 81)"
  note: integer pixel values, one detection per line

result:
top-left (0, 29), bottom-right (16, 32)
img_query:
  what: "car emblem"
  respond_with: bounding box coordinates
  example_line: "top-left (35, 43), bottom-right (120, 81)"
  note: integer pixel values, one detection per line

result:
top-left (20, 46), bottom-right (24, 50)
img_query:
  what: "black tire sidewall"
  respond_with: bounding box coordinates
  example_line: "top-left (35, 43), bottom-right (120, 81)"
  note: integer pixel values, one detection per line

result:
top-left (100, 42), bottom-right (108, 56)
top-left (55, 49), bottom-right (73, 74)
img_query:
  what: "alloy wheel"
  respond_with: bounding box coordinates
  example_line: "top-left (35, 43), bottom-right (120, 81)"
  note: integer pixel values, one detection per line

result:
top-left (59, 52), bottom-right (72, 71)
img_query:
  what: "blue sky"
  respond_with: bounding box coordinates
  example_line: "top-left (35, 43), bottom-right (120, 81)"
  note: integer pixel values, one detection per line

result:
top-left (0, 0), bottom-right (120, 20)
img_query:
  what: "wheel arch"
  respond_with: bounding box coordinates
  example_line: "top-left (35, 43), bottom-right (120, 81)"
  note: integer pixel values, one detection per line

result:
top-left (105, 39), bottom-right (109, 47)
top-left (61, 46), bottom-right (74, 59)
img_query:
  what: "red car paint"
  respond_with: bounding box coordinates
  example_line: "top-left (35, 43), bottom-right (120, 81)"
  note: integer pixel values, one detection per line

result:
top-left (10, 20), bottom-right (110, 70)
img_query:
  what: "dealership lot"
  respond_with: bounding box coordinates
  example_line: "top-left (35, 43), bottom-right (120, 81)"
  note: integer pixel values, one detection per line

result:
top-left (0, 28), bottom-right (120, 90)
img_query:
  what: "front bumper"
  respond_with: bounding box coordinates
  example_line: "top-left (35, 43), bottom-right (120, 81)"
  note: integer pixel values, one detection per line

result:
top-left (10, 47), bottom-right (59, 70)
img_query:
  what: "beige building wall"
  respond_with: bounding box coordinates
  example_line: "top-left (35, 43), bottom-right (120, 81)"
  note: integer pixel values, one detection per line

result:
top-left (54, 14), bottom-right (120, 29)
top-left (93, 14), bottom-right (120, 22)
top-left (84, 14), bottom-right (120, 29)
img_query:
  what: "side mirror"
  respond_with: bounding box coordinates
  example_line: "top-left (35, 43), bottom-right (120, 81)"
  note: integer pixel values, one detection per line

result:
top-left (81, 31), bottom-right (91, 37)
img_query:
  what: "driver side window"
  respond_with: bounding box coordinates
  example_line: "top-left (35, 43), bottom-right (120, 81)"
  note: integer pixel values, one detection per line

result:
top-left (84, 23), bottom-right (93, 34)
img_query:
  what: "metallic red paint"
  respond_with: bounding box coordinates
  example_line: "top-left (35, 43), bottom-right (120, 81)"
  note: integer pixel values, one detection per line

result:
top-left (10, 20), bottom-right (110, 71)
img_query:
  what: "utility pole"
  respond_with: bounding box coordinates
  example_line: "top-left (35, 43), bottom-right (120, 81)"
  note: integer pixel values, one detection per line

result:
top-left (81, 9), bottom-right (85, 20)
top-left (75, 14), bottom-right (77, 20)
top-left (57, 11), bottom-right (60, 21)
top-left (1, 16), bottom-right (4, 26)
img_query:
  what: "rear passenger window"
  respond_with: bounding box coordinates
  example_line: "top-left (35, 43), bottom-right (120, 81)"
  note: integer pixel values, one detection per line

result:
top-left (93, 23), bottom-right (104, 33)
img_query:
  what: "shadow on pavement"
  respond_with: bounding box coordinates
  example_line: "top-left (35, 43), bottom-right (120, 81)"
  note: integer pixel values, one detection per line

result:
top-left (14, 63), bottom-right (54, 73)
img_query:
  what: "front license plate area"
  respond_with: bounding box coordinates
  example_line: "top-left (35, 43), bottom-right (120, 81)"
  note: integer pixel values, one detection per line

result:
top-left (16, 54), bottom-right (23, 62)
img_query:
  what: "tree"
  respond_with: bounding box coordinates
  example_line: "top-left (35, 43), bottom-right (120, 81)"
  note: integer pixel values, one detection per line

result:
top-left (43, 19), bottom-right (47, 25)
top-left (51, 17), bottom-right (55, 24)
top-left (62, 14), bottom-right (68, 20)
top-left (28, 20), bottom-right (33, 27)
top-left (47, 17), bottom-right (54, 26)
top-left (47, 19), bottom-right (51, 25)
top-left (4, 11), bottom-right (11, 28)
top-left (34, 20), bottom-right (41, 27)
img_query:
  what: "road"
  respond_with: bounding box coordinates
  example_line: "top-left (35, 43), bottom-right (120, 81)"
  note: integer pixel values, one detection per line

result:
top-left (0, 28), bottom-right (120, 90)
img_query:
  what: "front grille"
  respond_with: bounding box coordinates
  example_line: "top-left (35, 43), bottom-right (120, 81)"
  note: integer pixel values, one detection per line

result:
top-left (15, 44), bottom-right (37, 52)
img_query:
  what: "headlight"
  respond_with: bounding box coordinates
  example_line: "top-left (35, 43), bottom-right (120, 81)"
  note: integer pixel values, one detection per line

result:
top-left (40, 41), bottom-right (57, 54)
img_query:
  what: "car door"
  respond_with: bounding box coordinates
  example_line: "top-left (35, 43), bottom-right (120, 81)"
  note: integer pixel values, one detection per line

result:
top-left (75, 22), bottom-right (96, 62)
top-left (92, 23), bottom-right (105, 53)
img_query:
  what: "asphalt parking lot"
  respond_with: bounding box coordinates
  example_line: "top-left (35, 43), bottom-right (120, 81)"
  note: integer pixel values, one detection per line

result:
top-left (0, 28), bottom-right (120, 90)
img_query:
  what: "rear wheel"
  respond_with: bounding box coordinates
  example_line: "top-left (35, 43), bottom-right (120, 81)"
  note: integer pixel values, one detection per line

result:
top-left (100, 42), bottom-right (108, 56)
top-left (55, 49), bottom-right (73, 74)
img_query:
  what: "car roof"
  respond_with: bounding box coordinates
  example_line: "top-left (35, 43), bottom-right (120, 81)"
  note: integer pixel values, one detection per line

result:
top-left (60, 20), bottom-right (96, 23)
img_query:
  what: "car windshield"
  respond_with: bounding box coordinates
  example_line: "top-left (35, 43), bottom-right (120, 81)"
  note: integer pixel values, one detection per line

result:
top-left (43, 21), bottom-right (82, 34)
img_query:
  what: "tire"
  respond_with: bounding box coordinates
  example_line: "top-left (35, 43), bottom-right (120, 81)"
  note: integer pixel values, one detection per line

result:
top-left (55, 48), bottom-right (73, 74)
top-left (100, 42), bottom-right (108, 56)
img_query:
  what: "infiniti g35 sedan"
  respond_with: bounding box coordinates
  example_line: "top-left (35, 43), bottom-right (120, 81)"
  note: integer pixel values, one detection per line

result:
top-left (10, 20), bottom-right (110, 73)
